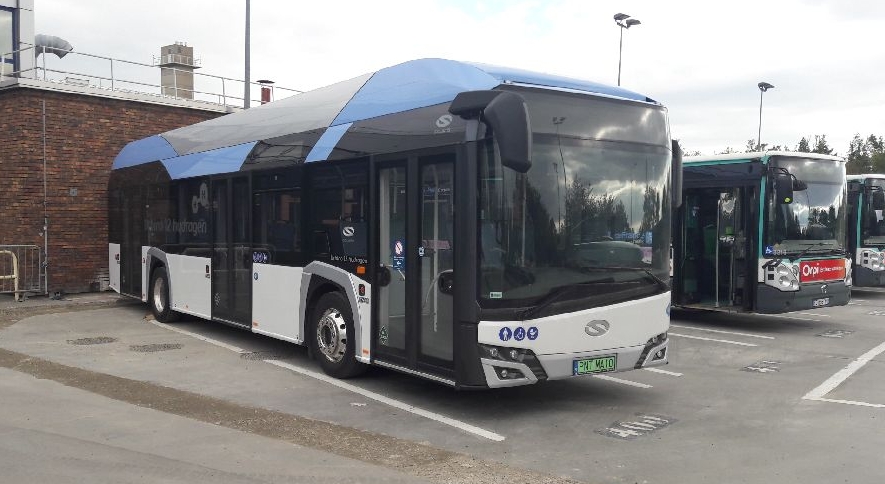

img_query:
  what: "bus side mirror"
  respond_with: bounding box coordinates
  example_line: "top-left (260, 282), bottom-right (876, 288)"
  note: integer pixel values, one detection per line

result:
top-left (671, 139), bottom-right (683, 209)
top-left (450, 90), bottom-right (532, 173)
top-left (775, 172), bottom-right (794, 204)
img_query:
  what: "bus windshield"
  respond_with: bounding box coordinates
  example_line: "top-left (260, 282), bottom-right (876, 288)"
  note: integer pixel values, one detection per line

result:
top-left (478, 89), bottom-right (671, 314)
top-left (765, 156), bottom-right (846, 256)
top-left (862, 178), bottom-right (885, 246)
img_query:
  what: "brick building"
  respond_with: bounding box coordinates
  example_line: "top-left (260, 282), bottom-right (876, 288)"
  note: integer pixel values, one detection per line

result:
top-left (0, 78), bottom-right (230, 294)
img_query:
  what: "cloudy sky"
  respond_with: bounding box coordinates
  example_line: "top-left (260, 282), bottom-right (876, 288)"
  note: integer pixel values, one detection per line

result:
top-left (32, 0), bottom-right (885, 155)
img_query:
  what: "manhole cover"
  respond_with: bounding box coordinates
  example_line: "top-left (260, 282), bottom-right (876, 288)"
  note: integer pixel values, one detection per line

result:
top-left (67, 337), bottom-right (117, 345)
top-left (129, 343), bottom-right (182, 353)
top-left (742, 360), bottom-right (780, 373)
top-left (817, 329), bottom-right (854, 338)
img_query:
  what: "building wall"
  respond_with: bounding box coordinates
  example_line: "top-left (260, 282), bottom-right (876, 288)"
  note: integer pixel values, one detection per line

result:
top-left (0, 87), bottom-right (223, 293)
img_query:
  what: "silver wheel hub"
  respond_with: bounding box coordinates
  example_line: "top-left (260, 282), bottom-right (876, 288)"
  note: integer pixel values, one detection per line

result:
top-left (152, 277), bottom-right (166, 313)
top-left (316, 308), bottom-right (347, 363)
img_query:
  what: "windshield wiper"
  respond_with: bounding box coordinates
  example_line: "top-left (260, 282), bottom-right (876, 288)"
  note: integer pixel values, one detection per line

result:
top-left (579, 266), bottom-right (669, 288)
top-left (789, 242), bottom-right (842, 262)
top-left (518, 279), bottom-right (614, 320)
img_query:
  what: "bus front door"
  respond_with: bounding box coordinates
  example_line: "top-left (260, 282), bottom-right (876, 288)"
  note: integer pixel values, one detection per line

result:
top-left (211, 176), bottom-right (252, 327)
top-left (375, 155), bottom-right (455, 378)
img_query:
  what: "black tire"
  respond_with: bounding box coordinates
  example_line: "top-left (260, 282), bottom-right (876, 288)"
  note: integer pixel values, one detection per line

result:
top-left (311, 292), bottom-right (366, 379)
top-left (149, 267), bottom-right (180, 323)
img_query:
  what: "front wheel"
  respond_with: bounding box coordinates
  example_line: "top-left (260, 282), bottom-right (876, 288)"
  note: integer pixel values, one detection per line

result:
top-left (311, 292), bottom-right (366, 379)
top-left (149, 267), bottom-right (180, 323)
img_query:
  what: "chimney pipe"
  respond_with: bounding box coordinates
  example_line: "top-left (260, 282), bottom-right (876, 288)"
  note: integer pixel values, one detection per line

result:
top-left (257, 79), bottom-right (274, 104)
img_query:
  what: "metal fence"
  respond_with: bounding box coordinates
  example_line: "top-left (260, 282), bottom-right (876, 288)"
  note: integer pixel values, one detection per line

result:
top-left (1, 44), bottom-right (300, 109)
top-left (0, 245), bottom-right (44, 301)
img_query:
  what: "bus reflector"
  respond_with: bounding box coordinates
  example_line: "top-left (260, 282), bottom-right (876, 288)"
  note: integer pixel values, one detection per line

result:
top-left (356, 265), bottom-right (366, 275)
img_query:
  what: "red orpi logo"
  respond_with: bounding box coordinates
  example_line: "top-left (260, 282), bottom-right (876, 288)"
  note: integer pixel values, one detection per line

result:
top-left (799, 259), bottom-right (845, 283)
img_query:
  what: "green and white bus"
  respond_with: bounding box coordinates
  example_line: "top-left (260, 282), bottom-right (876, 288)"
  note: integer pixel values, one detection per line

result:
top-left (109, 59), bottom-right (679, 388)
top-left (673, 151), bottom-right (851, 313)
top-left (847, 174), bottom-right (885, 287)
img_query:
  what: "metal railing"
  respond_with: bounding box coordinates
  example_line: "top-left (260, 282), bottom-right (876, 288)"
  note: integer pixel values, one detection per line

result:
top-left (0, 245), bottom-right (44, 301)
top-left (1, 44), bottom-right (301, 109)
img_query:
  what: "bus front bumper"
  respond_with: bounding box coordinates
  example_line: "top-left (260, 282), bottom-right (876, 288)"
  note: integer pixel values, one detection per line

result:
top-left (853, 266), bottom-right (885, 287)
top-left (479, 337), bottom-right (669, 388)
top-left (756, 281), bottom-right (850, 313)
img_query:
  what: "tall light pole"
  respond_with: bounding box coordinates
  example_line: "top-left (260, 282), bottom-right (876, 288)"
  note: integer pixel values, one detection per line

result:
top-left (614, 13), bottom-right (641, 86)
top-left (244, 0), bottom-right (251, 108)
top-left (757, 82), bottom-right (774, 151)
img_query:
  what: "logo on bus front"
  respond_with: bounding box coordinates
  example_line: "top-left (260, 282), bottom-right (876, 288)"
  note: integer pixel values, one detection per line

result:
top-left (585, 320), bottom-right (610, 337)
top-left (799, 259), bottom-right (846, 283)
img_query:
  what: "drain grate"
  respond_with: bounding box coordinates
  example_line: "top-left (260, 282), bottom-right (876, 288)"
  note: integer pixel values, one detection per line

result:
top-left (129, 343), bottom-right (183, 353)
top-left (240, 351), bottom-right (284, 360)
top-left (67, 337), bottom-right (118, 345)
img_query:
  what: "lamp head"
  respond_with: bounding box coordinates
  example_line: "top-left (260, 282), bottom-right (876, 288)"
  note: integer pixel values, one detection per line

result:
top-left (758, 82), bottom-right (774, 92)
top-left (625, 18), bottom-right (641, 27)
top-left (614, 13), bottom-right (630, 21)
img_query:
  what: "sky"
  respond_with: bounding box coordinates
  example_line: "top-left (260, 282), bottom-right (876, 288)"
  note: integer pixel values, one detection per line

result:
top-left (30, 0), bottom-right (885, 156)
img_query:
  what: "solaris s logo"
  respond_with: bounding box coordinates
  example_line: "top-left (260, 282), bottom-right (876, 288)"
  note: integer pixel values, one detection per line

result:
top-left (585, 320), bottom-right (610, 337)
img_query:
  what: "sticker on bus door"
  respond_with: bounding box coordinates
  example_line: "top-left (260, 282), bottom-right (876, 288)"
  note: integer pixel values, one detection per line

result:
top-left (799, 259), bottom-right (845, 283)
top-left (392, 240), bottom-right (405, 270)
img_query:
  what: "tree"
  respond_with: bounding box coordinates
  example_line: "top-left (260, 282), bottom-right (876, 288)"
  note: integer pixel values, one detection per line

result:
top-left (812, 135), bottom-right (834, 155)
top-left (797, 137), bottom-right (811, 152)
top-left (845, 134), bottom-right (885, 174)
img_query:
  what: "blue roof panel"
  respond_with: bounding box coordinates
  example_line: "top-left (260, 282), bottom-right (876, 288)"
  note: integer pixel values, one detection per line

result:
top-left (332, 58), bottom-right (498, 125)
top-left (160, 142), bottom-right (257, 180)
top-left (112, 135), bottom-right (179, 169)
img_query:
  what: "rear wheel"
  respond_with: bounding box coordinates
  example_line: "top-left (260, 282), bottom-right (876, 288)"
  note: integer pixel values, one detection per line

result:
top-left (150, 267), bottom-right (180, 323)
top-left (311, 292), bottom-right (366, 378)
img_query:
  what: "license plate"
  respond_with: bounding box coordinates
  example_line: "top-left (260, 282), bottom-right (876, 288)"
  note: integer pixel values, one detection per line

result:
top-left (573, 355), bottom-right (617, 375)
top-left (812, 297), bottom-right (830, 308)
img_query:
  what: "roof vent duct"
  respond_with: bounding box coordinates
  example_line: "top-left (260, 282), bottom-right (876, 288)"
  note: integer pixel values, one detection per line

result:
top-left (34, 34), bottom-right (74, 58)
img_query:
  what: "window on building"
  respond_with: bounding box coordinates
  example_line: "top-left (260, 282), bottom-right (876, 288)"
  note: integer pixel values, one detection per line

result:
top-left (0, 8), bottom-right (14, 76)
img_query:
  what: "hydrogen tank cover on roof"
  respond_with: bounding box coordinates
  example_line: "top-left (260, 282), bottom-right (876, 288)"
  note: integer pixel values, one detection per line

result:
top-left (113, 58), bottom-right (656, 173)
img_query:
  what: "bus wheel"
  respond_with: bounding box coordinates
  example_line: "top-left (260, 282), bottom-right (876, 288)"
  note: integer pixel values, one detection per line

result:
top-left (311, 292), bottom-right (366, 379)
top-left (150, 267), bottom-right (180, 323)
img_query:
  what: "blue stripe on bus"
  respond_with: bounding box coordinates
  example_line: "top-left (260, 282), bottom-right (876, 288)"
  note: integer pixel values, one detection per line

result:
top-left (305, 123), bottom-right (353, 163)
top-left (160, 141), bottom-right (257, 180)
top-left (112, 135), bottom-right (179, 170)
top-left (331, 59), bottom-right (499, 126)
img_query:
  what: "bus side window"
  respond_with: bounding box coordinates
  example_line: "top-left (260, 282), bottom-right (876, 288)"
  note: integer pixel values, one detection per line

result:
top-left (253, 190), bottom-right (301, 265)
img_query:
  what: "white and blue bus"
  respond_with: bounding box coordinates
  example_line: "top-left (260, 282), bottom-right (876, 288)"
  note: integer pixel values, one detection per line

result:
top-left (673, 152), bottom-right (851, 313)
top-left (108, 59), bottom-right (678, 388)
top-left (847, 174), bottom-right (885, 287)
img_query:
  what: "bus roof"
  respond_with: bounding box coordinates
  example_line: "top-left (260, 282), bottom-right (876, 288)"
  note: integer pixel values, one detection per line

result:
top-left (685, 151), bottom-right (845, 165)
top-left (114, 58), bottom-right (659, 173)
top-left (847, 174), bottom-right (885, 181)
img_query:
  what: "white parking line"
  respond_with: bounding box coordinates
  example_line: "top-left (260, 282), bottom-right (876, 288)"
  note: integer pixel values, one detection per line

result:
top-left (791, 312), bottom-right (831, 318)
top-left (670, 324), bottom-right (775, 340)
top-left (669, 333), bottom-right (758, 347)
top-left (643, 367), bottom-right (683, 377)
top-left (148, 320), bottom-right (506, 442)
top-left (803, 340), bottom-right (885, 403)
top-left (767, 314), bottom-right (821, 322)
top-left (592, 374), bottom-right (652, 388)
top-left (815, 398), bottom-right (885, 409)
top-left (265, 360), bottom-right (506, 442)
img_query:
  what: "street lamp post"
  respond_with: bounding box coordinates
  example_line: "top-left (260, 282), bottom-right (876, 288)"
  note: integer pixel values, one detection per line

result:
top-left (614, 13), bottom-right (641, 86)
top-left (757, 82), bottom-right (774, 151)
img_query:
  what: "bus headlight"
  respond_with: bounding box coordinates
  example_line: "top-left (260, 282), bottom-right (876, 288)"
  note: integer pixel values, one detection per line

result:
top-left (764, 261), bottom-right (800, 292)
